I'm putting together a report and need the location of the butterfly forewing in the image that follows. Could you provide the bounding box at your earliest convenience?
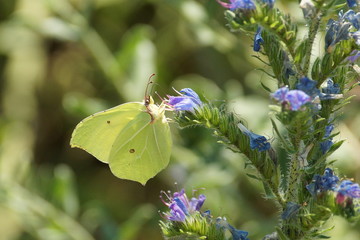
[70,102,145,163]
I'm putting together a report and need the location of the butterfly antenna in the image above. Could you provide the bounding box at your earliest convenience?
[144,74,156,106]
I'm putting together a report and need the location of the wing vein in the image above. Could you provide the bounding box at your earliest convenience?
[113,115,149,154]
[152,124,164,164]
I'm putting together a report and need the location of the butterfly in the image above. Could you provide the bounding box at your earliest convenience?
[70,76,172,185]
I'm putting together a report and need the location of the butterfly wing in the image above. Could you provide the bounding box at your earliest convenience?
[70,102,144,163]
[108,107,172,185]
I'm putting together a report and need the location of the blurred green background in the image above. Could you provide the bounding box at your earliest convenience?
[0,0,359,239]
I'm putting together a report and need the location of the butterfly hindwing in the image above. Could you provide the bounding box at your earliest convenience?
[109,107,172,185]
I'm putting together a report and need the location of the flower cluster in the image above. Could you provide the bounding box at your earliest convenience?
[306,168,339,196]
[167,88,203,112]
[216,0,256,11]
[307,168,360,206]
[160,189,205,222]
[336,180,360,204]
[271,86,311,111]
[325,9,360,52]
[160,189,250,240]
[271,77,343,113]
[216,0,276,52]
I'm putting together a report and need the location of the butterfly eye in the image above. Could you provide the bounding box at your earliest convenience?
[145,96,151,106]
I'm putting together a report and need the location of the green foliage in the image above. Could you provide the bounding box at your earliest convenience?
[175,102,283,206]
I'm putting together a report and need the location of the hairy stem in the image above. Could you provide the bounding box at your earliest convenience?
[175,105,285,207]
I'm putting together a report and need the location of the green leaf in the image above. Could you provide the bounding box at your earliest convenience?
[246,173,261,181]
[260,81,273,93]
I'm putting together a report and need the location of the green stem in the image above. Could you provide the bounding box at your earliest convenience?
[285,123,302,203]
[302,16,321,76]
[285,153,300,202]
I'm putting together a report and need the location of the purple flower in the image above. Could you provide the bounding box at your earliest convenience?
[285,90,312,110]
[161,189,206,222]
[179,88,202,106]
[216,0,256,11]
[271,86,289,102]
[238,123,271,152]
[336,180,360,204]
[253,27,264,52]
[216,218,249,240]
[348,50,360,62]
[271,86,311,111]
[347,0,358,8]
[168,202,187,221]
[306,168,339,196]
[167,88,202,112]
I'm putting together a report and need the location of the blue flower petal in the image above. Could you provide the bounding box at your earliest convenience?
[161,189,206,222]
[285,90,311,111]
[262,0,275,8]
[180,88,202,106]
[228,224,249,240]
[306,168,339,196]
[253,27,264,52]
[343,10,360,30]
[336,180,360,201]
[238,123,271,151]
[168,203,187,221]
[168,88,202,112]
[319,124,334,154]
[321,79,341,94]
[296,77,320,98]
[348,50,360,62]
[325,16,351,50]
[347,0,358,8]
[216,218,249,240]
[216,0,256,11]
[271,86,289,102]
